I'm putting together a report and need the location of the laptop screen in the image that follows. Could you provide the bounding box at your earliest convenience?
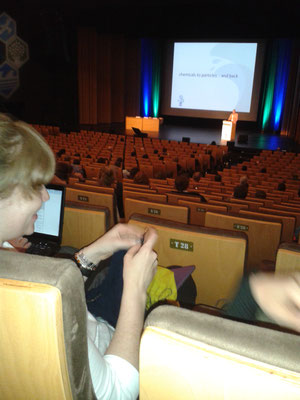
[34,186,63,236]
[29,184,65,243]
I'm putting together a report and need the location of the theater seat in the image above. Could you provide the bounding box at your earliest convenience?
[275,242,300,273]
[0,250,96,400]
[62,204,109,249]
[129,214,247,306]
[140,305,300,400]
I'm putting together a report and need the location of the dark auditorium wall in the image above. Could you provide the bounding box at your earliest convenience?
[0,7,79,128]
[0,6,140,129]
[78,28,140,126]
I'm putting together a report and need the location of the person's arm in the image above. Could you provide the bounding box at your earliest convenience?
[78,223,144,266]
[249,272,300,333]
[223,275,260,321]
[105,228,158,369]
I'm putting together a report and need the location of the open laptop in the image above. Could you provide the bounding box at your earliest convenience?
[26,184,65,256]
[132,127,148,138]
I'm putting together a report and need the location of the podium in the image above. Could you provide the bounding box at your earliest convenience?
[221,120,236,142]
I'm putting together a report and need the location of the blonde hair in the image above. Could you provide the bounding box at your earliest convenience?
[0,116,55,198]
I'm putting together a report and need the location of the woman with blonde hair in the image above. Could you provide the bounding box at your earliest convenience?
[0,114,158,399]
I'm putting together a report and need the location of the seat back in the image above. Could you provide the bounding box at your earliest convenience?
[275,242,300,273]
[62,204,109,248]
[140,305,300,400]
[66,187,116,226]
[123,190,167,204]
[205,211,282,272]
[178,199,227,226]
[124,198,188,224]
[0,250,96,400]
[129,214,247,306]
[239,209,295,243]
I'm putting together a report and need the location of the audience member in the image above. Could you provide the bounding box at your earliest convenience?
[239,175,249,188]
[214,174,222,182]
[0,115,158,399]
[260,167,267,173]
[133,171,149,185]
[241,165,247,171]
[192,172,201,182]
[233,184,248,199]
[277,182,286,191]
[51,162,73,185]
[98,167,114,187]
[97,157,107,164]
[255,189,267,199]
[110,157,123,180]
[174,174,207,202]
[224,272,300,333]
[72,159,86,181]
[129,167,139,179]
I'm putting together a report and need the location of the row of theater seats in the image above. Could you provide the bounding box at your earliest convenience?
[38,126,228,175]
[60,179,300,307]
[2,242,300,399]
[2,125,298,398]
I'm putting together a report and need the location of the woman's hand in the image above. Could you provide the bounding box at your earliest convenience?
[82,223,145,265]
[123,227,158,296]
[249,272,300,332]
[8,236,31,252]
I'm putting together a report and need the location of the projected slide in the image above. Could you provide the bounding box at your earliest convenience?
[170,42,257,113]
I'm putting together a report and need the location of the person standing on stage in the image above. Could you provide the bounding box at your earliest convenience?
[228,109,239,124]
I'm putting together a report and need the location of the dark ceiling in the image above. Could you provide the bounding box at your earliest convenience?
[2,0,299,39]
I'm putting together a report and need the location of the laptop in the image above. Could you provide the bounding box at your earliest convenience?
[132,127,148,138]
[26,184,65,256]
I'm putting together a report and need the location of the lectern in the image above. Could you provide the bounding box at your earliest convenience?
[221,120,236,141]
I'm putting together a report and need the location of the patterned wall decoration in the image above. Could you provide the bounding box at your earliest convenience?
[0,12,29,98]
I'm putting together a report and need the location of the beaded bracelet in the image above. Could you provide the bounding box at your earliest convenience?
[74,251,97,277]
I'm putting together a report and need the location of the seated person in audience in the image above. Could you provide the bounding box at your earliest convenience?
[55,148,66,158]
[255,189,267,199]
[192,171,201,182]
[51,161,73,185]
[278,181,286,191]
[0,115,158,399]
[72,159,86,181]
[133,171,149,185]
[173,174,207,202]
[110,157,123,180]
[98,167,124,218]
[241,165,247,171]
[129,167,139,179]
[214,174,222,182]
[260,167,267,173]
[97,156,108,164]
[224,272,300,333]
[98,167,114,187]
[233,184,248,199]
[239,175,249,188]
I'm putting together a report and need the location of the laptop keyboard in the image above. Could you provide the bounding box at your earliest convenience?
[26,241,59,257]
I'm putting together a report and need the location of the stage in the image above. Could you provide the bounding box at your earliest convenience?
[156,118,298,152]
[94,117,298,153]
